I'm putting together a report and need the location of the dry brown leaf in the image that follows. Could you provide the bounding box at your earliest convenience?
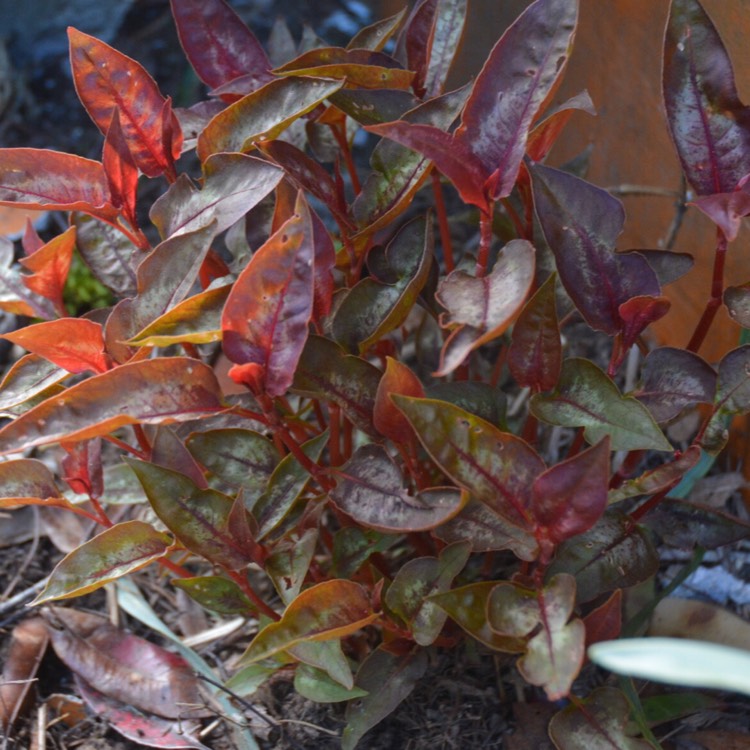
[42,606,211,719]
[0,617,49,730]
[649,597,750,650]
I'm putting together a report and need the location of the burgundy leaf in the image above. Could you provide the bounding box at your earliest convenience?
[663,0,750,196]
[170,0,272,91]
[102,107,139,228]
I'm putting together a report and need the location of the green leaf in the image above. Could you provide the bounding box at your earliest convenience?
[436,239,535,375]
[332,213,433,353]
[530,358,672,451]
[330,444,466,533]
[238,580,377,664]
[32,521,171,604]
[254,430,328,539]
[172,576,256,616]
[393,396,543,528]
[385,542,471,645]
[548,509,659,603]
[0,357,223,454]
[549,687,652,750]
[187,428,279,496]
[292,335,382,435]
[333,527,399,578]
[429,582,526,653]
[294,664,368,703]
[225,662,286,697]
[197,78,344,161]
[265,528,319,605]
[126,459,255,570]
[127,284,230,347]
[288,639,354,690]
[489,574,585,700]
[342,646,428,750]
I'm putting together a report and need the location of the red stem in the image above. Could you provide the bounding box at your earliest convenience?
[687,227,727,353]
[227,569,280,621]
[432,171,455,273]
[331,122,361,194]
[475,203,495,277]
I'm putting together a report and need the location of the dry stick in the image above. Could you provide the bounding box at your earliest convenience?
[687,226,728,353]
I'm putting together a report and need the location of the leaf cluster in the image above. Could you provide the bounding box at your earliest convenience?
[1,0,749,746]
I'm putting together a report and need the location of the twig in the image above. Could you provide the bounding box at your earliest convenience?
[0,578,47,617]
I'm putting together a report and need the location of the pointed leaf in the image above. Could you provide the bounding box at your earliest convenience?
[0,240,55,319]
[526,90,596,162]
[170,0,272,90]
[433,497,539,560]
[332,212,434,353]
[342,646,428,750]
[530,358,672,451]
[43,607,207,719]
[3,318,110,375]
[385,542,470,645]
[32,521,171,604]
[531,163,661,334]
[71,213,138,297]
[188,428,279,496]
[436,239,535,375]
[222,194,314,398]
[292,335,382,435]
[429,582,526,652]
[266,528,319,605]
[374,357,425,443]
[196,78,343,162]
[68,28,180,177]
[348,9,406,51]
[0,354,69,416]
[549,686,653,750]
[294,664,368,704]
[635,347,716,423]
[691,187,750,241]
[19,226,77,315]
[173,576,255,616]
[239,580,376,664]
[618,295,671,351]
[288,639,354,691]
[127,459,254,570]
[127,283,230,347]
[663,0,750,196]
[0,357,223,454]
[102,108,138,227]
[330,443,466,533]
[393,396,543,528]
[75,678,210,750]
[253,430,328,539]
[704,344,750,452]
[273,48,414,90]
[150,152,283,240]
[354,86,469,232]
[548,509,659,603]
[532,437,610,548]
[508,272,561,391]
[0,148,114,217]
[608,445,702,504]
[456,0,578,198]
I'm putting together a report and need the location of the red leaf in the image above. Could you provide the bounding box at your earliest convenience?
[403,0,438,98]
[170,0,272,91]
[2,319,111,375]
[531,437,610,551]
[663,0,750,196]
[22,219,44,255]
[222,192,315,397]
[19,227,77,316]
[0,148,115,217]
[374,357,425,443]
[102,108,139,228]
[526,90,595,163]
[691,187,750,241]
[366,121,490,211]
[68,28,180,178]
[583,589,622,648]
[455,0,578,199]
[617,295,671,351]
[43,607,210,720]
[62,438,104,498]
